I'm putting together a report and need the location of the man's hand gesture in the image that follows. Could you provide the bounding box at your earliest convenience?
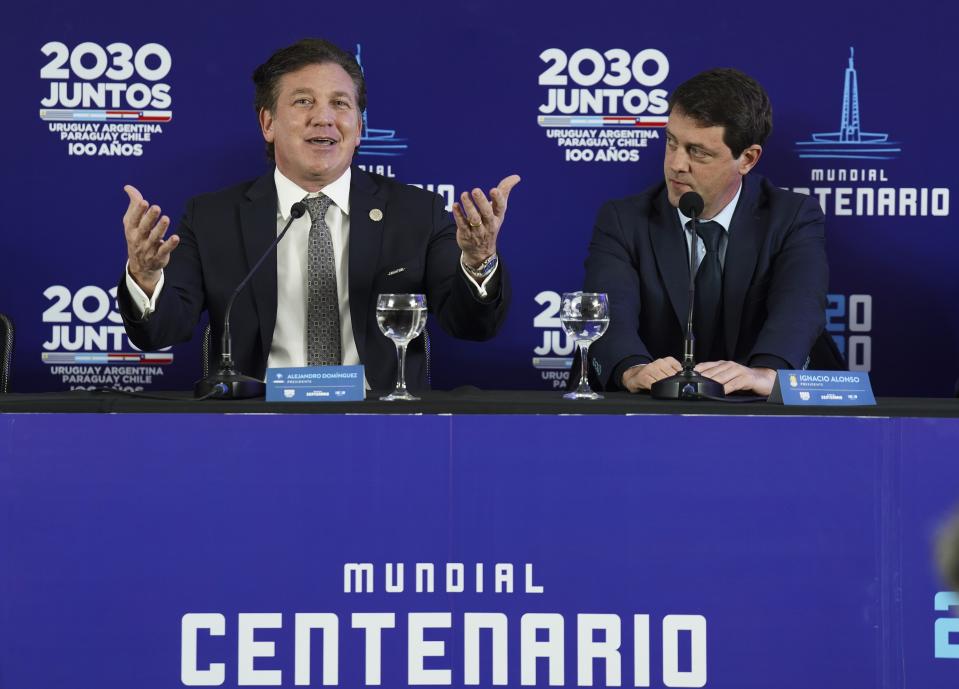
[452,174,521,268]
[123,185,178,296]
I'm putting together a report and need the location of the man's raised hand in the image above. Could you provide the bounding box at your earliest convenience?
[123,185,178,296]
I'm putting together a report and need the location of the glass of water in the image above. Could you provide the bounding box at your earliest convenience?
[376,293,427,401]
[561,292,609,400]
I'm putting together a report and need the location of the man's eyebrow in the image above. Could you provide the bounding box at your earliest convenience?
[688,142,717,153]
[329,90,354,101]
[666,128,716,153]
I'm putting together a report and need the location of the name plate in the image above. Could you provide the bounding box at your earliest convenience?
[266,365,366,402]
[768,370,876,406]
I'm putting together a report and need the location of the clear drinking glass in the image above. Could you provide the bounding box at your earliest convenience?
[561,291,610,400]
[376,293,427,401]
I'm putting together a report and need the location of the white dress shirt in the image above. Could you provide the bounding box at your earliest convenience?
[676,179,743,271]
[270,166,359,369]
[125,167,499,378]
[125,167,362,369]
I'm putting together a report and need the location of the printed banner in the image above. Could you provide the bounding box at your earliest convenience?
[1,1,956,397]
[2,414,958,687]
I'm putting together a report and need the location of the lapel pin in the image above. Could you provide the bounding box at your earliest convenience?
[369,208,383,222]
[387,267,406,276]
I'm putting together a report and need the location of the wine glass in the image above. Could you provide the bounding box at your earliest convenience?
[376,293,427,401]
[561,292,609,400]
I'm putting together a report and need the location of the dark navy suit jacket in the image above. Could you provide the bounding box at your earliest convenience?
[117,166,510,391]
[584,174,828,391]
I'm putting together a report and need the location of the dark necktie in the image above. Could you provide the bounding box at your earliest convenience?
[693,221,723,361]
[303,194,342,366]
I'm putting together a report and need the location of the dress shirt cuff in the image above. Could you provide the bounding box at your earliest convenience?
[459,254,500,299]
[747,354,791,371]
[613,355,653,391]
[124,261,164,320]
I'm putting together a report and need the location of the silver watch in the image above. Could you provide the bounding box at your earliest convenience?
[464,253,498,280]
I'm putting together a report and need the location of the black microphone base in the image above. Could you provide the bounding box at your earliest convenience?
[194,371,265,399]
[651,370,725,400]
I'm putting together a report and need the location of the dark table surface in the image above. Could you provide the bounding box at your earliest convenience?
[1,389,957,417]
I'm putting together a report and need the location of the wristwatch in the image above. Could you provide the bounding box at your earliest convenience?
[463,253,499,280]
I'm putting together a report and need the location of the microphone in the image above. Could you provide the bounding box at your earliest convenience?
[677,192,704,371]
[651,191,725,400]
[679,190,704,218]
[194,201,308,399]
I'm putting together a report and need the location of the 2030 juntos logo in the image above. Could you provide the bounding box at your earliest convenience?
[41,41,171,109]
[41,284,171,391]
[826,293,873,371]
[40,41,172,157]
[538,48,669,116]
[42,284,127,350]
[532,291,574,388]
[537,49,669,163]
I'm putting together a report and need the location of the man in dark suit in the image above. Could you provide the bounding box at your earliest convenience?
[584,68,828,396]
[117,39,518,391]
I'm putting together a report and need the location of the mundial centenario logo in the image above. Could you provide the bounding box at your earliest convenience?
[39,41,172,158]
[794,47,900,161]
[354,43,408,158]
[787,46,949,218]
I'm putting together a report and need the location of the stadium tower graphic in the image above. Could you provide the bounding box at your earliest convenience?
[355,44,408,157]
[795,47,901,160]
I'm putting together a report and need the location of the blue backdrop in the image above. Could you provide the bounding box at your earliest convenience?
[1,0,955,395]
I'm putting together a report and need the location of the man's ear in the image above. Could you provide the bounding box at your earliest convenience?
[738,144,762,175]
[259,107,275,143]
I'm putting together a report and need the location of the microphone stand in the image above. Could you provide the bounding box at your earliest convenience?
[651,207,725,400]
[194,203,307,399]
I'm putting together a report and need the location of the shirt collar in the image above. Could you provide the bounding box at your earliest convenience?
[676,178,743,233]
[274,166,352,220]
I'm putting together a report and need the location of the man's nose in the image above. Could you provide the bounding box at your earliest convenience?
[308,103,335,126]
[666,147,690,173]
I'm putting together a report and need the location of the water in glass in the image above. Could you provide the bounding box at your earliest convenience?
[376,307,426,344]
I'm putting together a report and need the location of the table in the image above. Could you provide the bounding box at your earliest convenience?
[1,391,957,688]
[1,389,958,416]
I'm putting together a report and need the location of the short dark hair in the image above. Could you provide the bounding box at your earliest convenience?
[668,68,772,158]
[252,38,367,161]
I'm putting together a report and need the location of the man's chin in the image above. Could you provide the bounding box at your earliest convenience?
[305,159,351,182]
[667,180,695,202]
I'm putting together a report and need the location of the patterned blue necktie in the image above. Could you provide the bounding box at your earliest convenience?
[303,194,341,366]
